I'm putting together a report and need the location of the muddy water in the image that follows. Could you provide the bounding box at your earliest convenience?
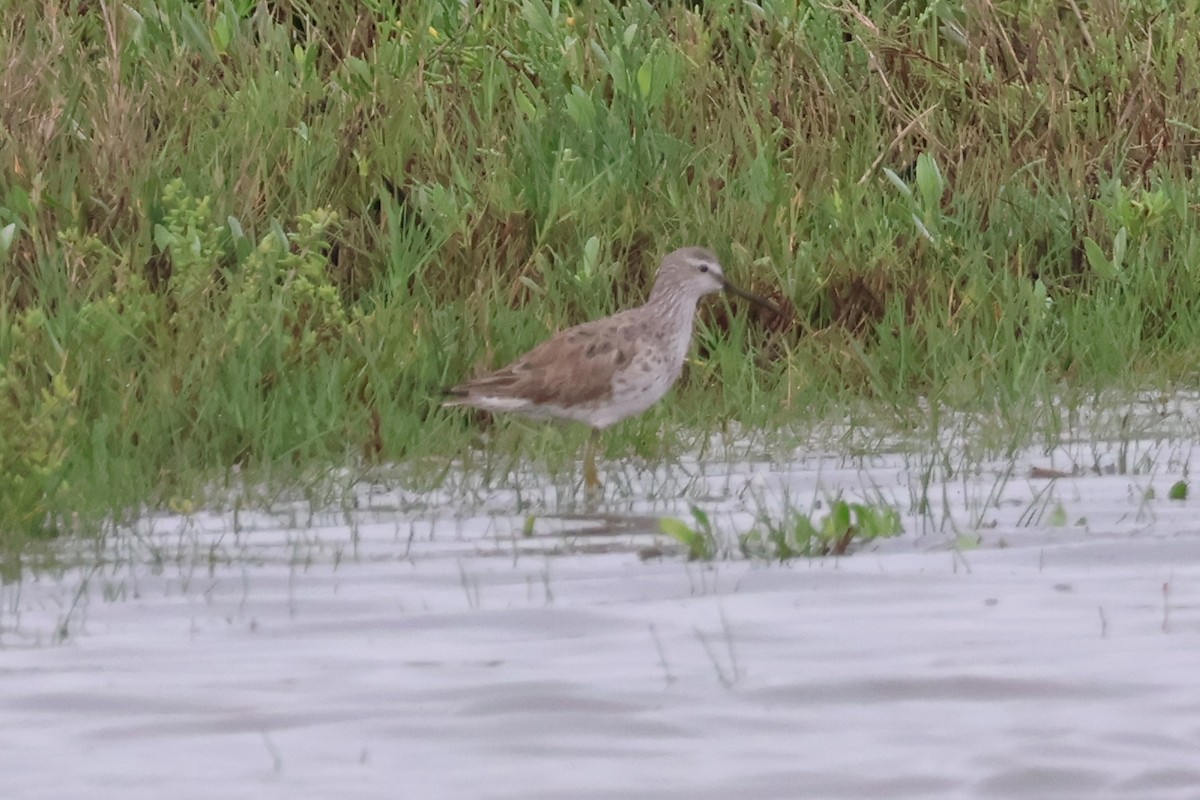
[2,427,1199,799]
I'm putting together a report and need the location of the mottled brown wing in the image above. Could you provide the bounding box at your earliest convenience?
[450,315,639,407]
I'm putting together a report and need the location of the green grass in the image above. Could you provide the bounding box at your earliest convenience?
[4,0,1200,552]
[661,499,901,561]
[745,497,904,560]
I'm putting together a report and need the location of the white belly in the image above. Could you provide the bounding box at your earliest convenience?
[594,346,683,428]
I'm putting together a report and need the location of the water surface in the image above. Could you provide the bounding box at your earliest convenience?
[3,416,1198,799]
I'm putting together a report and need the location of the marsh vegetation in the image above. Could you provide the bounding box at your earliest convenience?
[3,1,1200,555]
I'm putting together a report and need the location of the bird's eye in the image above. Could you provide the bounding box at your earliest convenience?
[699,264,709,273]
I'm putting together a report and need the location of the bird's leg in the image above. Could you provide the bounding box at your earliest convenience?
[583,429,602,492]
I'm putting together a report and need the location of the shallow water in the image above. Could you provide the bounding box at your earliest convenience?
[3,415,1200,799]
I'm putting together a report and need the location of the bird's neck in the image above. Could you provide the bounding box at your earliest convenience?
[644,285,701,323]
[642,287,703,365]
[646,281,701,312]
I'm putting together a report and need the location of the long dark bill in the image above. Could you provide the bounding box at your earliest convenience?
[723,280,785,317]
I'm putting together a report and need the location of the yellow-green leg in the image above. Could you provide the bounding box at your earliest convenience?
[583,429,602,492]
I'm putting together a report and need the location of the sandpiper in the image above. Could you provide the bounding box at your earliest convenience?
[444,246,781,489]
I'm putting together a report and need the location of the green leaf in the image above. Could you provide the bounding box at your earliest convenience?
[623,23,638,48]
[213,14,232,53]
[791,515,818,542]
[659,518,691,539]
[0,222,16,255]
[911,213,937,245]
[514,87,537,119]
[830,501,851,536]
[588,40,609,69]
[637,59,653,100]
[269,219,290,249]
[607,46,626,86]
[914,153,944,210]
[1112,226,1127,270]
[582,235,600,277]
[347,57,373,88]
[881,168,912,199]
[1084,236,1118,279]
[517,275,544,296]
[520,0,555,39]
[563,86,594,128]
[1169,480,1188,501]
[1141,188,1171,218]
[176,7,216,60]
[1032,278,1050,311]
[153,223,175,251]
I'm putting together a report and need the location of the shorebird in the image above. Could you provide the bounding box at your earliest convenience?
[443,246,781,489]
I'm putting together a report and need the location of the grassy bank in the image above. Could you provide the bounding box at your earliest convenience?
[3,0,1200,549]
